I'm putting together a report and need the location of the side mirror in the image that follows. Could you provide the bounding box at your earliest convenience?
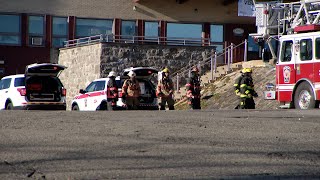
[79,89,86,94]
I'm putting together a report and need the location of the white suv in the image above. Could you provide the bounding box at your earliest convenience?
[0,63,67,110]
[71,67,159,111]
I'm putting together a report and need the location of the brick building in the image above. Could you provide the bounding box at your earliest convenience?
[0,0,257,76]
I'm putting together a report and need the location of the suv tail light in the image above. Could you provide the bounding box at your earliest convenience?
[17,88,26,96]
[61,88,67,96]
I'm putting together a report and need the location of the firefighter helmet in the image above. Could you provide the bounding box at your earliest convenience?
[246,68,252,73]
[191,67,199,73]
[108,71,117,77]
[162,68,170,73]
[241,68,247,73]
[128,70,136,77]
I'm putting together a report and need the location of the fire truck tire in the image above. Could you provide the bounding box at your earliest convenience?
[294,82,316,109]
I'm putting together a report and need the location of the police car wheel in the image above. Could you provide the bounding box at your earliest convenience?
[294,82,316,110]
[72,104,79,111]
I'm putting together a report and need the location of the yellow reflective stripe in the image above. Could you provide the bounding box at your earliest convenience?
[245,90,250,94]
[240,84,247,88]
[240,94,248,98]
[233,84,238,87]
[247,86,253,89]
[235,89,239,93]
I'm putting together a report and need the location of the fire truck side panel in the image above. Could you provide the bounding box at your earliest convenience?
[276,39,296,103]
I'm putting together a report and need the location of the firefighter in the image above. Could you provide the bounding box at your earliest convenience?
[234,68,246,109]
[239,68,258,109]
[122,70,141,110]
[186,67,201,109]
[157,68,175,110]
[106,71,118,110]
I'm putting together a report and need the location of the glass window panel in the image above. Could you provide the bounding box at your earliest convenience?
[14,77,25,87]
[94,81,105,91]
[212,44,223,53]
[28,16,44,35]
[85,82,96,92]
[167,23,202,39]
[316,38,320,59]
[0,78,11,90]
[121,20,136,37]
[53,37,67,47]
[280,40,293,62]
[76,18,113,37]
[0,35,20,45]
[0,15,20,33]
[145,21,158,38]
[210,25,223,42]
[300,39,312,61]
[53,17,68,36]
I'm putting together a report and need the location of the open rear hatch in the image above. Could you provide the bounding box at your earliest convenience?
[121,67,159,104]
[25,63,66,102]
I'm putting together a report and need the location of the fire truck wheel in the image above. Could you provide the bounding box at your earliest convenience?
[294,82,316,109]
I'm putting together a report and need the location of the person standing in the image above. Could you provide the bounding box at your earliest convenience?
[234,68,246,109]
[122,71,141,110]
[106,71,118,110]
[186,67,201,109]
[157,68,175,110]
[239,68,258,109]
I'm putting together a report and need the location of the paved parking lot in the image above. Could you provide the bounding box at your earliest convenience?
[1,110,320,179]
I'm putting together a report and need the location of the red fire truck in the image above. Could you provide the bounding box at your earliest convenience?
[251,0,320,109]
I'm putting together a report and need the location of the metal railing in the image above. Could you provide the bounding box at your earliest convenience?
[63,34,217,47]
[172,39,248,92]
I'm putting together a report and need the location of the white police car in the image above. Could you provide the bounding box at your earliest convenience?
[0,63,67,110]
[71,67,159,111]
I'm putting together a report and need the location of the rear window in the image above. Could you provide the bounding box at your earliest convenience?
[0,78,11,90]
[14,77,25,87]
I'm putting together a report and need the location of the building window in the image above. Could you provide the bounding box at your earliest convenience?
[76,18,113,38]
[210,25,224,52]
[300,39,313,61]
[145,21,158,39]
[0,14,21,45]
[28,15,45,46]
[52,17,68,47]
[121,20,136,39]
[167,23,202,45]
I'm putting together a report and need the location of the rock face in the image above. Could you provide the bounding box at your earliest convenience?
[58,42,216,110]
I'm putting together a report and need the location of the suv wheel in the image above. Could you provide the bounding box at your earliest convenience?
[6,102,13,110]
[72,104,79,111]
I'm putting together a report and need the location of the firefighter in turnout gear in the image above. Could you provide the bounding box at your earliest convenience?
[234,68,246,109]
[122,71,141,110]
[157,68,175,110]
[106,71,118,110]
[239,68,258,109]
[186,67,201,109]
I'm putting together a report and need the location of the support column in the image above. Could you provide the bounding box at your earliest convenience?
[160,20,167,45]
[68,16,76,40]
[21,13,28,47]
[137,19,144,44]
[202,23,210,46]
[113,18,121,42]
[45,15,52,48]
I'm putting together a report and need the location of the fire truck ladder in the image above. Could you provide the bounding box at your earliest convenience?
[251,0,320,59]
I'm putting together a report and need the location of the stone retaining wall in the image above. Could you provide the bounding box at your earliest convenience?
[58,42,216,110]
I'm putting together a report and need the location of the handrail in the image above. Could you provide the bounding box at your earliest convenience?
[172,41,246,78]
[63,34,217,47]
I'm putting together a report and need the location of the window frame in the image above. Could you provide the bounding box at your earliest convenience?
[280,40,293,63]
[52,16,69,48]
[300,38,313,61]
[144,21,159,40]
[121,20,137,39]
[75,17,113,39]
[0,13,21,46]
[315,37,320,60]
[28,14,46,47]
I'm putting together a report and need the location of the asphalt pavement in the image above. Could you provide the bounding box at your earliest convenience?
[0,110,320,179]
